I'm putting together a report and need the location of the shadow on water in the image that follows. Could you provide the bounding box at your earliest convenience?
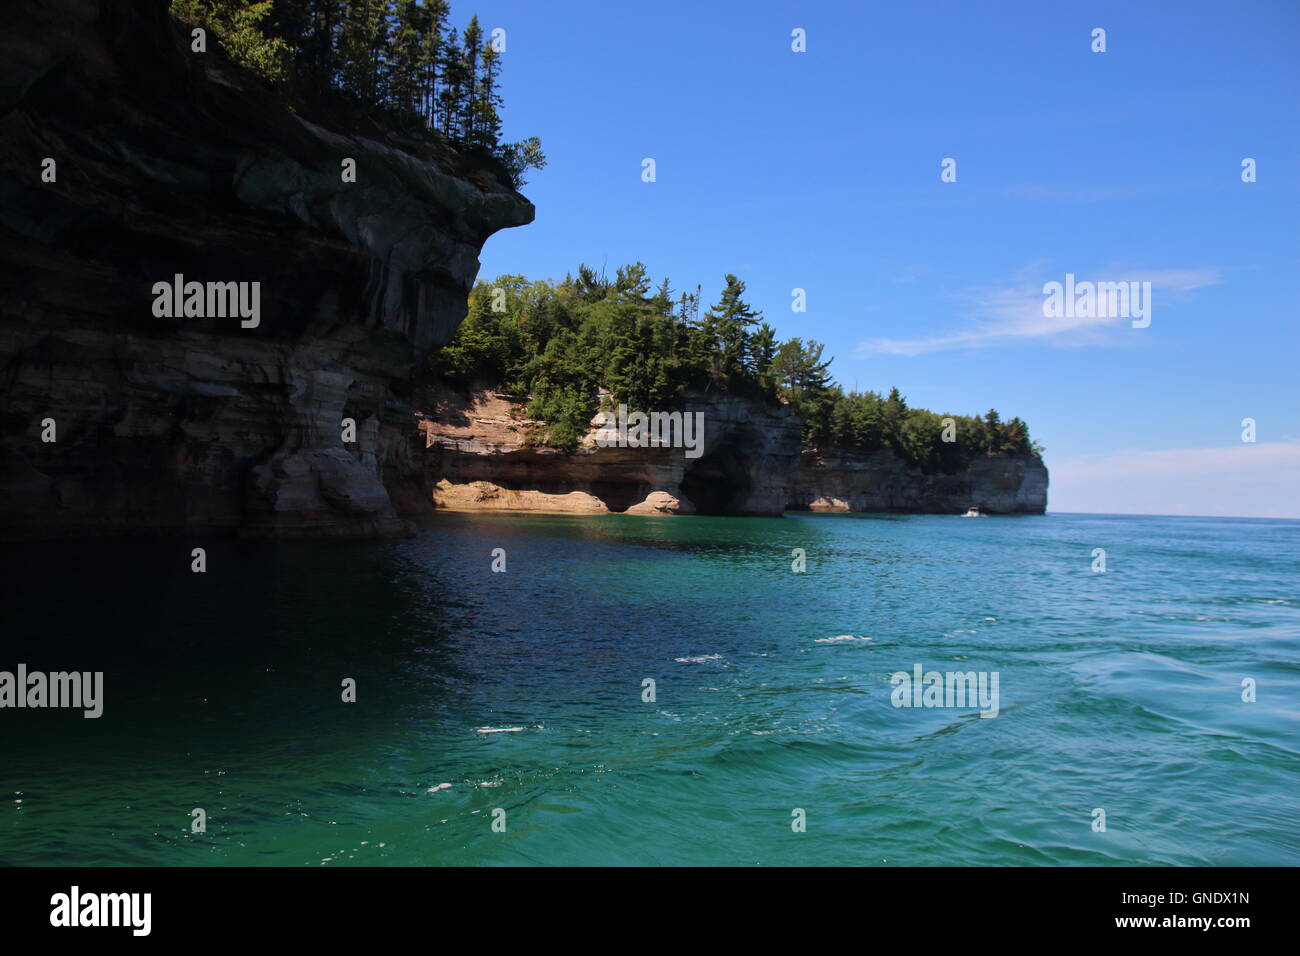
[1,512,1297,866]
[0,537,472,744]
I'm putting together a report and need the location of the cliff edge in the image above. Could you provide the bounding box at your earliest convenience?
[422,387,803,516]
[0,0,533,539]
[420,388,1048,516]
[788,447,1048,514]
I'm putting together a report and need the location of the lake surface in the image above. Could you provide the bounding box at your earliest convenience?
[2,512,1297,866]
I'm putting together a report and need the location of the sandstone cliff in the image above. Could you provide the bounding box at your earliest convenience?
[422,388,804,516]
[788,447,1048,515]
[0,0,533,539]
[420,388,1048,516]
[0,0,1046,537]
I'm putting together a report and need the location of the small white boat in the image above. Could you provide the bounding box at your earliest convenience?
[962,506,982,518]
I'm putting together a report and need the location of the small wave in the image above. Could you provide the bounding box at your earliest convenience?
[476,726,525,734]
[675,654,722,663]
[814,635,872,644]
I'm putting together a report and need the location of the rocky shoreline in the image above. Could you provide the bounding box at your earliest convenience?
[420,389,1048,518]
[0,0,1046,541]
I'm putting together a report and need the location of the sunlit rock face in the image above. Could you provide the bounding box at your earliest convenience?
[419,389,1048,517]
[0,0,532,539]
[421,389,803,517]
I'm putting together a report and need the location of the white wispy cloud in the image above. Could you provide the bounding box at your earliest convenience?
[1049,441,1300,518]
[857,267,1222,357]
[1053,441,1300,481]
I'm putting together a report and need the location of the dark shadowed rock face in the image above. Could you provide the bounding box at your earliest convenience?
[0,0,532,539]
[787,448,1049,515]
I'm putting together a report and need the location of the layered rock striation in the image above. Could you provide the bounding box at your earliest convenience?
[0,0,1046,536]
[420,388,1048,517]
[787,447,1048,515]
[0,0,533,539]
[422,388,804,517]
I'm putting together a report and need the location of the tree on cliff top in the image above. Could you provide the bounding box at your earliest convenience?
[771,338,836,445]
[172,0,290,82]
[170,0,546,187]
[432,266,1040,466]
[694,275,762,385]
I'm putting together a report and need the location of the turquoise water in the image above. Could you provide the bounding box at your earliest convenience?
[2,512,1298,866]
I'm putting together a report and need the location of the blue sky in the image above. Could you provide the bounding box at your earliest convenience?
[467,0,1299,517]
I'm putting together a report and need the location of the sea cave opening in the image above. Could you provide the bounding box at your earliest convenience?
[590,480,648,514]
[680,446,752,515]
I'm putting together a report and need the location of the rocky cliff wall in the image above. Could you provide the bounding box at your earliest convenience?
[421,388,804,516]
[788,448,1048,514]
[420,389,1048,516]
[0,0,533,539]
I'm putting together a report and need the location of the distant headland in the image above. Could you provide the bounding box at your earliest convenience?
[0,0,1044,541]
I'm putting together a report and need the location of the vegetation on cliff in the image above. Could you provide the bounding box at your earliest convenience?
[170,0,546,185]
[158,6,1032,471]
[431,266,1042,472]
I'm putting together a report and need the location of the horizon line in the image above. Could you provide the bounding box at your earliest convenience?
[1045,510,1300,521]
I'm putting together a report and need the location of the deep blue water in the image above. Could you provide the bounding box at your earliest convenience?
[1,511,1297,865]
